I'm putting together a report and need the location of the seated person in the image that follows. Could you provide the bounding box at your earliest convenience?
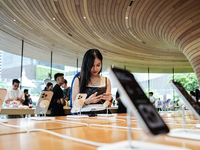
[43,82,53,91]
[72,49,112,115]
[62,79,71,102]
[5,79,25,118]
[116,91,126,113]
[48,73,66,116]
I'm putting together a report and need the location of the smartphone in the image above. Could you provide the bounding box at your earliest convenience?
[0,89,7,112]
[34,91,53,115]
[97,87,107,96]
[108,67,169,135]
[71,93,87,113]
[171,81,200,120]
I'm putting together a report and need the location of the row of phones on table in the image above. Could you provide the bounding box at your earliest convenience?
[1,67,199,137]
[109,67,200,136]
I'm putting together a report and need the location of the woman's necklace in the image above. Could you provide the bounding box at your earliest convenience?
[90,76,100,86]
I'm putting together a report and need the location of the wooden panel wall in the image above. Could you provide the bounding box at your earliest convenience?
[0,0,200,79]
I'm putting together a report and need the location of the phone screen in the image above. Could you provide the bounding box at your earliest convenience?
[173,82,200,116]
[97,87,107,96]
[112,68,169,135]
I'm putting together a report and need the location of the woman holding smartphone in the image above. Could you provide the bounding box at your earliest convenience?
[72,49,112,114]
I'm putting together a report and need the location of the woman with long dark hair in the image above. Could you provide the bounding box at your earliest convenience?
[72,49,112,114]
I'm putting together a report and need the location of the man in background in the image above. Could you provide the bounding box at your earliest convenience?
[149,92,155,106]
[23,89,32,106]
[116,91,126,113]
[49,73,66,116]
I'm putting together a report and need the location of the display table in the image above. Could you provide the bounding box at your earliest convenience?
[0,107,118,115]
[0,113,200,150]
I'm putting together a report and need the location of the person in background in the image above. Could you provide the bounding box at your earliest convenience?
[43,82,53,91]
[5,79,25,118]
[157,98,162,111]
[190,91,196,101]
[23,89,31,106]
[48,73,66,116]
[116,91,126,113]
[72,49,112,115]
[62,79,71,102]
[149,92,155,106]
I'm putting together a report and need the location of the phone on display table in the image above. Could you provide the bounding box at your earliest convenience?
[0,89,7,112]
[171,81,200,120]
[34,91,53,115]
[97,87,107,96]
[71,93,87,113]
[108,67,169,135]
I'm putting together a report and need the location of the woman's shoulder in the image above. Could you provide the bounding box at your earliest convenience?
[74,76,80,83]
[101,76,110,81]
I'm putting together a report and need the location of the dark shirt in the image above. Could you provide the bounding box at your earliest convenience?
[63,87,71,101]
[23,95,29,106]
[116,91,127,113]
[49,84,65,116]
[42,88,47,91]
[84,77,107,104]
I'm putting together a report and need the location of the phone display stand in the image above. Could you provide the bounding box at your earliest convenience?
[69,94,89,118]
[67,115,89,118]
[67,99,88,118]
[168,105,200,140]
[98,109,187,150]
[0,99,7,123]
[31,99,55,121]
[196,124,200,128]
[0,89,7,123]
[97,101,115,117]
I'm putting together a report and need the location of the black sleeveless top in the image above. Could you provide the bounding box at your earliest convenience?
[79,77,107,104]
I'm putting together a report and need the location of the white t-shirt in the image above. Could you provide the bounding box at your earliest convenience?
[4,89,25,105]
[149,96,155,104]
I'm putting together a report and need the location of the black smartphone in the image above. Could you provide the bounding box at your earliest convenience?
[109,67,169,135]
[88,113,97,117]
[172,81,200,120]
[97,87,107,96]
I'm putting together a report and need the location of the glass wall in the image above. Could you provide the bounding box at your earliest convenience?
[0,31,198,112]
[0,31,81,110]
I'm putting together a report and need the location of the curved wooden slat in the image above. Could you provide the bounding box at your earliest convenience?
[1,0,200,81]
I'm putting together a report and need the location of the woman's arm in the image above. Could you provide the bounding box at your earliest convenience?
[102,77,112,106]
[72,77,80,106]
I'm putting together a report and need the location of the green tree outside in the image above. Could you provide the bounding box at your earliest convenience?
[36,66,65,81]
[170,73,199,92]
[0,81,7,89]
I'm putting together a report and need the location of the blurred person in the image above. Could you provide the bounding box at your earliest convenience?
[116,91,126,113]
[43,82,53,91]
[149,92,155,106]
[62,79,71,102]
[5,79,25,118]
[157,98,162,111]
[23,89,32,106]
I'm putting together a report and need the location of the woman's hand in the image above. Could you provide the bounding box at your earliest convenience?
[85,92,103,104]
[102,92,112,101]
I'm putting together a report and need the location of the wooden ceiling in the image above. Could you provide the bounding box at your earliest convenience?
[1,0,200,78]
